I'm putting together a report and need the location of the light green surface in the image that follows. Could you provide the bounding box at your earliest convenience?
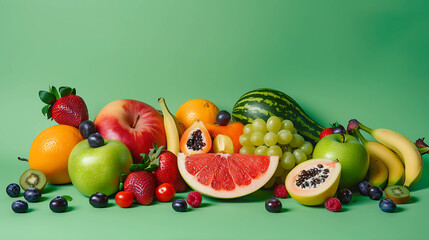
[1,1,428,239]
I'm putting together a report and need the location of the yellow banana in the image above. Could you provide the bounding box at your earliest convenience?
[367,157,388,188]
[158,97,180,156]
[352,120,422,188]
[353,129,405,186]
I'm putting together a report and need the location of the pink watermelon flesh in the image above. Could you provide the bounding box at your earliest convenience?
[178,153,278,199]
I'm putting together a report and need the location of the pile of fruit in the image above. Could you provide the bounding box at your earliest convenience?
[5,86,428,214]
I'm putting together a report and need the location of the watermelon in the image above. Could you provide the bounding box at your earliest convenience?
[177,153,278,199]
[232,88,324,145]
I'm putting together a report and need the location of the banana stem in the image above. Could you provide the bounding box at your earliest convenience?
[357,122,373,134]
[351,128,368,145]
[419,147,429,155]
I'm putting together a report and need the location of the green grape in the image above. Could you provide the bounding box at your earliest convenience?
[289,134,304,148]
[276,176,285,185]
[293,149,307,164]
[274,164,285,177]
[239,134,253,147]
[255,145,268,156]
[243,124,254,135]
[264,131,278,146]
[250,132,264,146]
[263,176,276,188]
[277,129,293,145]
[266,116,281,133]
[299,141,313,155]
[281,119,294,132]
[280,152,296,170]
[293,128,298,134]
[239,146,256,154]
[252,118,267,133]
[267,145,282,157]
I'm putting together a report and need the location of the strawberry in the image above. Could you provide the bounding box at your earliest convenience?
[124,171,157,205]
[122,152,159,205]
[320,128,334,139]
[39,86,88,128]
[154,150,187,192]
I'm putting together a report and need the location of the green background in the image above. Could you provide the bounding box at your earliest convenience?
[1,0,428,239]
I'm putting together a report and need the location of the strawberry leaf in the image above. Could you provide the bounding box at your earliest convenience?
[46,105,53,119]
[59,86,73,97]
[39,91,56,105]
[41,105,49,116]
[62,195,73,202]
[50,86,60,99]
[71,88,76,95]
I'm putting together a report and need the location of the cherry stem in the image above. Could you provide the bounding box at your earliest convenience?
[132,115,140,128]
[18,157,28,162]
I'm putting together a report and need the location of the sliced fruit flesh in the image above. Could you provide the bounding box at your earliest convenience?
[286,159,341,206]
[178,153,278,199]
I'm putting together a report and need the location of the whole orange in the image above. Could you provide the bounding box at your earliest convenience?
[175,99,219,130]
[28,125,83,184]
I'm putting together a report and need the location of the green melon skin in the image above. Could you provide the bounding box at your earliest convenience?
[232,88,324,145]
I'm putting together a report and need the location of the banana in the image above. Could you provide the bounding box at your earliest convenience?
[353,120,422,188]
[158,97,181,156]
[367,157,388,188]
[353,129,405,186]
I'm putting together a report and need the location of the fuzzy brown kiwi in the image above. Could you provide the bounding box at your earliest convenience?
[19,169,47,191]
[384,185,410,204]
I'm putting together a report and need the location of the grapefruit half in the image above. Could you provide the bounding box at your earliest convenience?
[178,153,278,199]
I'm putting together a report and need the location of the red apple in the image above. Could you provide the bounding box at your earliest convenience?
[94,99,166,163]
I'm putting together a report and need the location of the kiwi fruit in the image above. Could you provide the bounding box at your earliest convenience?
[19,169,47,191]
[384,185,410,204]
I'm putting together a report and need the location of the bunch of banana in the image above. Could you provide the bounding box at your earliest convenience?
[158,97,184,156]
[348,119,422,188]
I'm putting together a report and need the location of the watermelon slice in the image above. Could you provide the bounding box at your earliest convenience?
[178,153,278,199]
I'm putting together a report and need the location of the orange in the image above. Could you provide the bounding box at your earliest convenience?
[175,99,219,130]
[28,125,83,184]
[206,121,244,153]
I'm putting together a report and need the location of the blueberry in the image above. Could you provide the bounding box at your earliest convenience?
[6,183,20,197]
[24,188,42,202]
[379,198,396,213]
[216,110,231,126]
[358,181,371,196]
[332,125,346,134]
[50,196,68,213]
[12,200,28,213]
[172,199,187,212]
[89,192,108,208]
[337,188,352,204]
[88,133,104,148]
[79,120,97,139]
[368,186,383,200]
[265,198,282,213]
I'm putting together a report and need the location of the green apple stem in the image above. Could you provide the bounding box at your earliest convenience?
[341,134,346,143]
[132,115,140,128]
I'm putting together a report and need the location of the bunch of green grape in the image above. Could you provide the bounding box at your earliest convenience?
[238,116,314,188]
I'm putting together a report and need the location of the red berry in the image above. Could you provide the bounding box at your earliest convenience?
[273,184,288,198]
[325,198,342,212]
[186,191,202,208]
[320,128,334,139]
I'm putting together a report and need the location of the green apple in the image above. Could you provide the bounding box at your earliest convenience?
[68,139,133,197]
[312,134,369,188]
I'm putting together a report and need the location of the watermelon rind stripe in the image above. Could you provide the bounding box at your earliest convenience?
[232,88,324,145]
